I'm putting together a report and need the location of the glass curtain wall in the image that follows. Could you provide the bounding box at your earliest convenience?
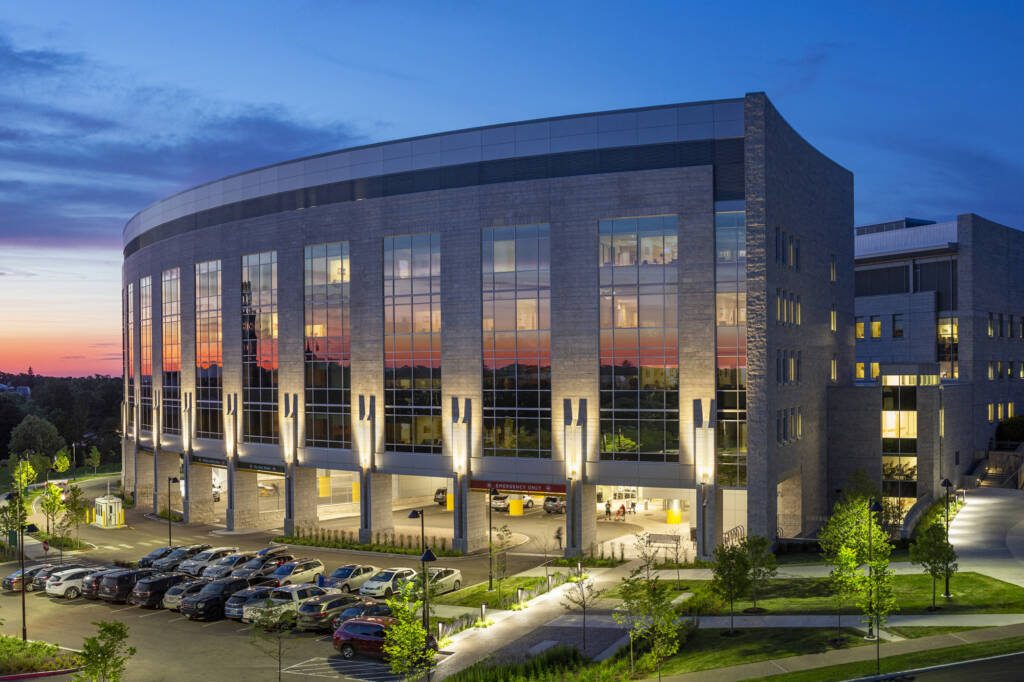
[599,216,680,462]
[125,283,135,431]
[384,234,441,453]
[304,242,352,448]
[715,207,748,486]
[482,225,552,458]
[195,260,223,439]
[161,268,181,435]
[242,251,279,444]
[139,276,153,432]
[937,316,958,379]
[882,379,918,519]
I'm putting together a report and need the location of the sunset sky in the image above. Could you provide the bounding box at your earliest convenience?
[1,1,1021,377]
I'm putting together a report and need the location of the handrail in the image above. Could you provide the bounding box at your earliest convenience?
[723,525,746,547]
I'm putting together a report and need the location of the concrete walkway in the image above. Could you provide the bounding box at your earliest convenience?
[950,487,1024,586]
[547,612,1024,630]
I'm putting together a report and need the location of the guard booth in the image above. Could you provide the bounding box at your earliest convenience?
[92,494,125,529]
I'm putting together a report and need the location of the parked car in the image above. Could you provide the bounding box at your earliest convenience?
[178,547,239,576]
[333,616,437,660]
[267,559,325,586]
[43,567,95,599]
[202,552,257,579]
[296,593,364,632]
[223,585,274,620]
[152,544,211,572]
[255,544,290,557]
[212,484,222,502]
[162,577,209,611]
[490,494,510,511]
[231,553,295,580]
[128,572,189,608]
[98,568,158,603]
[423,567,462,594]
[33,563,87,591]
[330,599,392,630]
[180,576,256,620]
[138,546,180,568]
[359,568,417,598]
[320,564,377,593]
[241,583,332,623]
[433,488,447,506]
[543,496,566,514]
[81,568,123,600]
[2,564,52,592]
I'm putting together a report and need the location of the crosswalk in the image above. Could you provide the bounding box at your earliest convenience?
[96,539,165,552]
[282,657,400,681]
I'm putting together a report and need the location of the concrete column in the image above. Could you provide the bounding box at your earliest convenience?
[566,482,597,558]
[227,467,259,530]
[453,476,487,553]
[185,459,214,524]
[122,438,136,498]
[696,483,719,560]
[154,450,182,514]
[135,450,154,508]
[284,465,318,536]
[358,471,393,543]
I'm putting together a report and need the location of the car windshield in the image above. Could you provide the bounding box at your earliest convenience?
[183,582,206,594]
[199,582,225,596]
[216,556,238,566]
[241,558,263,569]
[269,589,293,603]
[338,605,365,618]
[272,563,295,575]
[245,589,271,602]
[372,571,394,582]
[494,495,508,501]
[191,551,214,562]
[145,548,170,558]
[330,567,354,579]
[165,549,188,560]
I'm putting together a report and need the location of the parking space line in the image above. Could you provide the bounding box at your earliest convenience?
[111,606,135,612]
[200,620,224,628]
[138,611,164,617]
[236,626,250,632]
[169,616,186,622]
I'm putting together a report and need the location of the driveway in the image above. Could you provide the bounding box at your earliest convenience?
[949,487,1024,586]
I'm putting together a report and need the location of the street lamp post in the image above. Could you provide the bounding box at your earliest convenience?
[167,477,179,546]
[420,547,436,632]
[941,477,953,598]
[868,499,883,674]
[408,508,426,552]
[488,488,498,590]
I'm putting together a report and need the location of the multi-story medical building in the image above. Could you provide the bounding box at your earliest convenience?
[121,92,855,555]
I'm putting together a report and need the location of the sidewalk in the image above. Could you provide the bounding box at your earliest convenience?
[660,620,1024,681]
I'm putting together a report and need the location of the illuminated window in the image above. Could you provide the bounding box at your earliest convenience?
[385,234,441,454]
[988,403,995,422]
[989,362,996,381]
[776,288,781,323]
[242,251,279,444]
[989,313,995,337]
[715,209,747,486]
[161,268,181,435]
[998,403,1005,421]
[830,356,837,382]
[125,284,135,430]
[855,317,864,339]
[882,385,918,518]
[856,363,865,379]
[484,225,551,458]
[600,216,680,463]
[796,408,803,438]
[830,304,837,333]
[788,353,796,383]
[870,315,881,339]
[796,296,802,326]
[304,242,351,449]
[139,276,153,432]
[830,254,837,283]
[1011,403,1016,418]
[871,362,880,379]
[195,260,223,439]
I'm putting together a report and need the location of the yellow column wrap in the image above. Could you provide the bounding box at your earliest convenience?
[666,508,682,524]
[351,480,360,503]
[446,493,454,511]
[509,498,524,516]
[318,476,331,497]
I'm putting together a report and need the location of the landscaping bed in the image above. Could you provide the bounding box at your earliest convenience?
[272,533,463,557]
[434,576,552,609]
[0,635,79,675]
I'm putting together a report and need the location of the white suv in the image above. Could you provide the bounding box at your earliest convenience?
[359,568,417,598]
[241,583,336,622]
[45,567,95,599]
[268,559,325,586]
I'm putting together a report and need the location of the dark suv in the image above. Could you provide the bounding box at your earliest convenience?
[543,496,566,514]
[224,585,274,620]
[82,568,122,599]
[138,546,180,568]
[129,572,188,608]
[99,568,158,603]
[330,599,392,630]
[180,577,255,620]
[152,544,211,572]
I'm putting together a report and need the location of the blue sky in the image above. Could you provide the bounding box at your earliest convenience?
[0,0,1021,374]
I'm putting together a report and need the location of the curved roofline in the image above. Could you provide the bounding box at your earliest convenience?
[123,96,745,236]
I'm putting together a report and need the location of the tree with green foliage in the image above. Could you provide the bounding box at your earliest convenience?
[29,453,51,485]
[614,573,654,674]
[383,583,436,681]
[860,555,898,636]
[248,603,298,682]
[74,620,136,682]
[910,522,959,609]
[8,414,65,463]
[829,544,859,639]
[63,484,89,545]
[710,543,751,634]
[53,450,70,476]
[742,534,777,611]
[0,496,27,539]
[84,446,102,474]
[10,457,36,492]
[40,482,65,537]
[642,591,684,682]
[561,573,604,651]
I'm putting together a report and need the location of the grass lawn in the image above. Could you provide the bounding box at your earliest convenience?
[660,628,868,676]
[749,634,1024,681]
[717,572,1024,615]
[434,576,549,609]
[774,546,910,566]
[602,579,708,601]
[887,625,986,639]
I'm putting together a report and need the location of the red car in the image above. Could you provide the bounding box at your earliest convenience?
[332,616,437,660]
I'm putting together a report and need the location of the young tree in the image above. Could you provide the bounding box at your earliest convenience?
[910,523,959,609]
[644,591,683,682]
[710,543,751,635]
[10,457,37,493]
[63,484,89,545]
[829,544,859,640]
[490,523,513,599]
[248,604,298,682]
[40,482,66,537]
[561,574,604,651]
[84,446,102,475]
[742,534,777,612]
[74,620,136,682]
[8,414,65,462]
[632,531,660,582]
[53,450,70,476]
[860,556,898,637]
[612,574,651,674]
[667,527,685,589]
[383,583,436,681]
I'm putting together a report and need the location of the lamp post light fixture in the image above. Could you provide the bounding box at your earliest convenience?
[867,498,883,672]
[167,477,180,546]
[941,477,953,598]
[488,488,498,590]
[420,547,437,632]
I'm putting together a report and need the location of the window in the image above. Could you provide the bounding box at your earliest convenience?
[892,314,904,338]
[988,403,995,422]
[796,408,803,438]
[125,283,135,431]
[794,239,800,271]
[870,315,882,339]
[781,230,787,265]
[775,227,781,263]
[600,216,679,463]
[776,411,782,443]
[1011,403,1017,418]
[937,316,959,380]
[788,294,794,325]
[830,304,837,333]
[788,235,794,268]
[796,351,802,383]
[195,260,223,439]
[715,209,747,486]
[484,224,552,458]
[830,254,837,283]
[1010,316,1016,339]
[989,362,996,381]
[998,403,1005,421]
[777,350,783,384]
[882,385,918,517]
[788,352,796,383]
[870,362,880,379]
[989,313,995,338]
[161,268,181,435]
[999,313,1005,338]
[855,317,864,339]
[304,242,352,449]
[830,356,837,382]
[856,362,865,379]
[775,288,781,323]
[242,251,279,444]
[384,234,442,454]
[139,276,153,432]
[796,296,802,326]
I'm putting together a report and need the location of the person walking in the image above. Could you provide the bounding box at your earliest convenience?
[630,500,637,515]
[605,500,612,520]
[555,526,563,550]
